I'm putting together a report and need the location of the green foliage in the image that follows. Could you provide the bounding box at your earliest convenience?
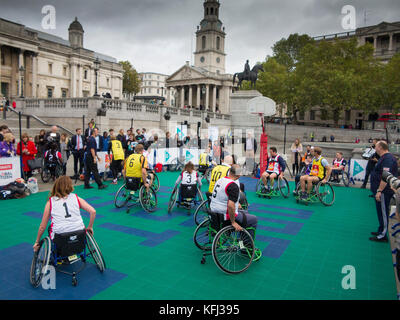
[119,60,141,95]
[384,53,400,111]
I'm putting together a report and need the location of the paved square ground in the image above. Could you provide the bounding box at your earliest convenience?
[0,172,396,300]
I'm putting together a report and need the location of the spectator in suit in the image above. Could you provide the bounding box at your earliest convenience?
[102,131,110,152]
[69,128,86,179]
[84,122,95,141]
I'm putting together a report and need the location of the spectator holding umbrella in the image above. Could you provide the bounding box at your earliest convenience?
[17,133,37,178]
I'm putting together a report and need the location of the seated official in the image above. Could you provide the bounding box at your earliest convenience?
[299,147,332,200]
[33,176,96,251]
[261,147,286,193]
[174,162,202,205]
[123,144,151,191]
[331,152,347,182]
[210,164,258,241]
[208,155,234,194]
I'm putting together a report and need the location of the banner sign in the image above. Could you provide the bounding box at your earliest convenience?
[350,158,368,181]
[97,152,112,174]
[0,156,21,186]
[156,148,179,165]
[183,148,200,165]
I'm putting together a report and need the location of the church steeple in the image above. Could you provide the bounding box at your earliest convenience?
[194,0,226,74]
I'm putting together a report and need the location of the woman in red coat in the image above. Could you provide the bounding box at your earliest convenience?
[17,133,38,178]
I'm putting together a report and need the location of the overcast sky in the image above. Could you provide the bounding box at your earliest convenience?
[1,0,399,75]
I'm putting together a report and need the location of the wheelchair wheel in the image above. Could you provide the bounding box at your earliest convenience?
[317,182,335,206]
[204,168,212,183]
[255,179,263,193]
[140,186,158,213]
[151,173,160,192]
[193,218,213,250]
[114,184,129,208]
[168,185,179,213]
[41,168,51,183]
[278,177,290,198]
[55,165,63,178]
[30,237,51,288]
[194,199,211,225]
[102,167,112,182]
[342,172,350,187]
[212,226,255,274]
[86,231,106,272]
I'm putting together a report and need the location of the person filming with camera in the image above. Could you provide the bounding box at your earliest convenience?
[370,141,398,243]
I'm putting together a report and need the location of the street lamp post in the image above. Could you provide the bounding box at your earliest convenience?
[19,66,25,98]
[93,57,101,97]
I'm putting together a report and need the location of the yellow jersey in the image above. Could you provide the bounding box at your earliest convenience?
[125,153,148,180]
[310,156,326,179]
[199,153,209,167]
[110,140,125,161]
[208,164,230,193]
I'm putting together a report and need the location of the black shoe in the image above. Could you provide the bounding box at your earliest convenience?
[84,185,94,189]
[371,232,380,236]
[360,185,366,189]
[369,236,388,242]
[98,184,108,190]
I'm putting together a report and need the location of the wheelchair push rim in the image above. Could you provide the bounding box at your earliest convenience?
[114,184,130,208]
[151,173,160,192]
[194,199,211,226]
[278,177,290,198]
[41,168,51,183]
[342,172,350,187]
[30,237,51,288]
[86,231,106,272]
[317,182,335,206]
[212,226,255,274]
[140,186,158,213]
[168,185,179,213]
[193,218,214,251]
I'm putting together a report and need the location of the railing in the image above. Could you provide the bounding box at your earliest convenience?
[313,31,356,41]
[71,98,89,109]
[180,109,190,116]
[126,102,142,112]
[145,105,160,113]
[44,99,65,108]
[193,110,202,117]
[25,99,40,108]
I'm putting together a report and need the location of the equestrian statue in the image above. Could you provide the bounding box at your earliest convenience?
[233,60,264,90]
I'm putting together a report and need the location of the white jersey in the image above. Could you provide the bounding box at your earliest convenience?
[181,170,198,185]
[210,177,240,220]
[49,193,85,239]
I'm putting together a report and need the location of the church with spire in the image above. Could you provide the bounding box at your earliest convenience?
[166,0,233,114]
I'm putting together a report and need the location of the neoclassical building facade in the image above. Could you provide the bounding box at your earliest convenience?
[166,0,233,113]
[0,17,123,99]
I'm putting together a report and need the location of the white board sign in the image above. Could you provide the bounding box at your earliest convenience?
[350,158,368,181]
[0,156,21,186]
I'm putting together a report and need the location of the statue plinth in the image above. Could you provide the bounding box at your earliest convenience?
[229,90,264,132]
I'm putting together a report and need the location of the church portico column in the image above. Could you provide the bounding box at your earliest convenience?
[189,85,193,107]
[32,53,38,98]
[205,84,209,111]
[18,49,25,97]
[212,85,217,112]
[180,86,185,108]
[196,85,201,108]
[166,87,171,106]
[389,33,394,52]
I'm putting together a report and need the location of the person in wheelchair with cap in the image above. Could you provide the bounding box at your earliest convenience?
[33,176,96,252]
[210,164,261,260]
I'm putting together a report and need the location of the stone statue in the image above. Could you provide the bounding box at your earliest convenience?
[233,61,264,90]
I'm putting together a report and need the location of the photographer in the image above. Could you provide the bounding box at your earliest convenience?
[361,139,379,189]
[370,141,398,242]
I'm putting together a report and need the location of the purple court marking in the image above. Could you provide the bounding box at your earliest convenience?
[98,222,180,247]
[91,200,115,209]
[257,217,304,235]
[255,235,291,259]
[159,186,173,193]
[85,196,103,202]
[0,243,126,300]
[251,203,313,220]
[23,211,104,219]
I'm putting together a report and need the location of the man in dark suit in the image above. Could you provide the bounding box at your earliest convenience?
[84,122,95,142]
[84,128,107,190]
[69,128,86,179]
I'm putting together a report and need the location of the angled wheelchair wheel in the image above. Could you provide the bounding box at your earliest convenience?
[168,185,179,213]
[114,184,129,208]
[212,226,255,274]
[193,218,213,251]
[140,186,158,213]
[342,172,350,187]
[255,179,263,193]
[151,173,160,192]
[86,231,106,272]
[194,199,211,226]
[317,182,335,206]
[41,168,51,183]
[278,177,290,198]
[30,237,51,288]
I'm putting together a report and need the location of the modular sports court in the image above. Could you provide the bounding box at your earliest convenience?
[0,172,396,300]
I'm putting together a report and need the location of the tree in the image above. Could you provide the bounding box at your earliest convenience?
[384,53,400,111]
[119,60,141,96]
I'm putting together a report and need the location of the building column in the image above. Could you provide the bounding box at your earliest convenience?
[389,33,394,52]
[212,85,217,112]
[78,64,83,97]
[180,86,185,108]
[188,85,193,107]
[166,87,171,106]
[196,85,200,108]
[18,50,25,97]
[205,84,209,111]
[32,53,38,97]
[70,63,77,98]
[373,35,378,53]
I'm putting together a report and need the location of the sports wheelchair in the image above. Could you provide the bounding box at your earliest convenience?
[255,176,290,199]
[30,229,105,287]
[193,210,262,274]
[329,168,350,187]
[198,165,213,184]
[41,160,63,183]
[294,179,335,206]
[114,177,158,213]
[167,182,205,215]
